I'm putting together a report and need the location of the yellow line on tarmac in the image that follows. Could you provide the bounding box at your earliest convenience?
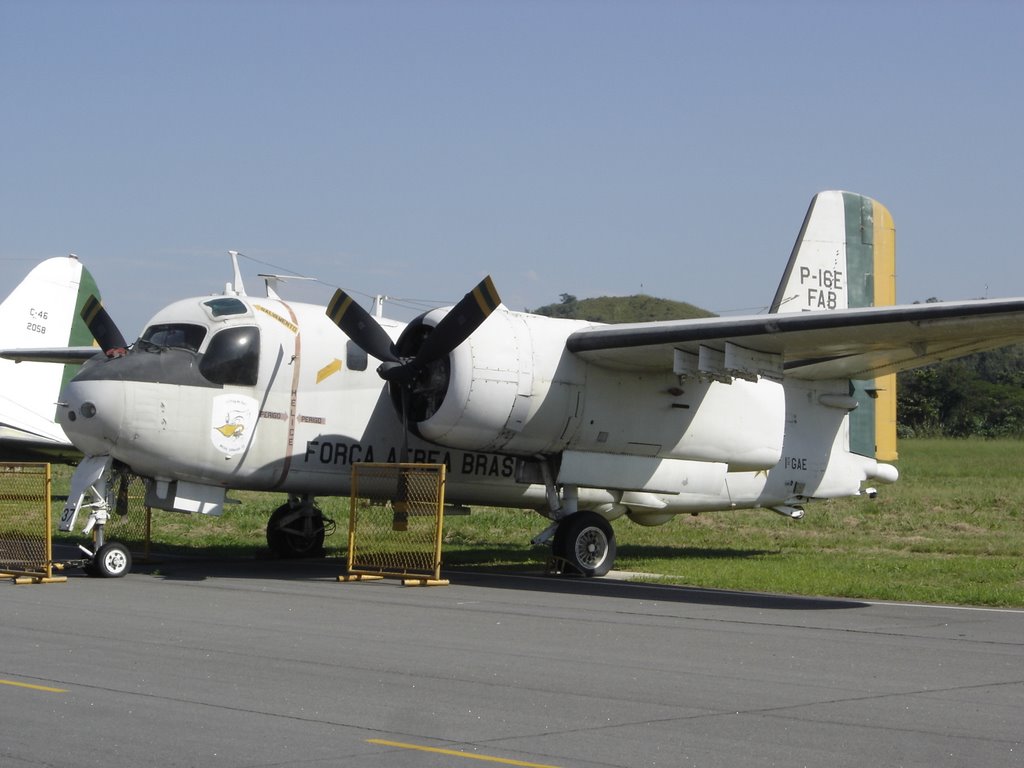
[0,679,67,693]
[367,738,561,768]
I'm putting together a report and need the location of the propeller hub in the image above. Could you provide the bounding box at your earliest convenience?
[377,360,409,383]
[326,275,500,437]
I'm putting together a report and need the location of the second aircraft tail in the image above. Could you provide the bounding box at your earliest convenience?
[0,255,99,460]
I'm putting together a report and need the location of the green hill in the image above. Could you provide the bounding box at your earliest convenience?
[531,293,715,323]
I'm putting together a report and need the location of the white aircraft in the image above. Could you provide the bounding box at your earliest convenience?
[0,255,101,462]
[52,192,1024,578]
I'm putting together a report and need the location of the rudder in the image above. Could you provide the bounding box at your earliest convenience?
[771,191,898,461]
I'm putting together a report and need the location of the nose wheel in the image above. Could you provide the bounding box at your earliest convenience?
[81,521,133,578]
[83,541,132,578]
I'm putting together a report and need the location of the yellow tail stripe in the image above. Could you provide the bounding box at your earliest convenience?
[367,739,561,768]
[872,200,896,307]
[872,199,899,462]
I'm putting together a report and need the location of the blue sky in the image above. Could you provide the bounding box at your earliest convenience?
[3,0,1023,336]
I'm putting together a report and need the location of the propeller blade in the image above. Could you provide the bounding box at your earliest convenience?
[81,295,128,353]
[412,275,500,366]
[326,289,399,364]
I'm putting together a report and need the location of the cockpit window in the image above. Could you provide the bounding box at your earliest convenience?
[346,340,368,372]
[199,326,260,386]
[204,297,249,318]
[139,323,207,352]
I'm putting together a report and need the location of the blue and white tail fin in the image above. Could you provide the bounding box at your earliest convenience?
[0,255,99,461]
[771,191,898,461]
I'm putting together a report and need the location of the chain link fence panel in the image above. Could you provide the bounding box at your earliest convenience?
[344,463,447,585]
[0,463,64,583]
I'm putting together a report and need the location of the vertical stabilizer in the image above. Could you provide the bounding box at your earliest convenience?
[771,191,898,461]
[0,256,99,458]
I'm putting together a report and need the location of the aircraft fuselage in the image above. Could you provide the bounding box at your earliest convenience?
[58,290,894,523]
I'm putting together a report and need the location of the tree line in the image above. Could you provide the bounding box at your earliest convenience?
[897,344,1024,438]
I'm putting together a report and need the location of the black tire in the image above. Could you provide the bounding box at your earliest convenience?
[266,504,326,558]
[92,542,132,578]
[555,511,616,577]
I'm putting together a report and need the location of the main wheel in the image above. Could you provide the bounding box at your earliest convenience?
[266,503,326,558]
[91,541,132,578]
[555,511,616,577]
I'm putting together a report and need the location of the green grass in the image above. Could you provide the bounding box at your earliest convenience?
[48,439,1024,606]
[609,439,1024,605]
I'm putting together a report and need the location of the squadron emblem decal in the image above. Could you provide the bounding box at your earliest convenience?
[211,394,259,456]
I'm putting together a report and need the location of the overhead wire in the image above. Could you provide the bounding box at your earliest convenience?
[233,252,461,317]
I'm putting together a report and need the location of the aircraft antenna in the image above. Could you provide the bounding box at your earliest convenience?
[257,273,316,300]
[228,251,246,296]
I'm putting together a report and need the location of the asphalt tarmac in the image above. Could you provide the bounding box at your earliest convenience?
[2,552,1021,768]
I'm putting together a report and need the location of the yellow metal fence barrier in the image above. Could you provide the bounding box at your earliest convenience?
[0,463,65,584]
[342,463,448,586]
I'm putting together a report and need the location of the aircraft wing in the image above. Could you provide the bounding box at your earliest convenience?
[0,426,81,463]
[565,298,1024,380]
[0,347,100,364]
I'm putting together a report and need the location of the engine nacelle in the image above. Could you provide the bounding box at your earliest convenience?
[401,308,787,471]
[411,309,589,455]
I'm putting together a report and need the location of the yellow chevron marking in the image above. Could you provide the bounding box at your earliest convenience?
[317,358,342,383]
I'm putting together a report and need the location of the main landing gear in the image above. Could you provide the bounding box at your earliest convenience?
[550,511,617,577]
[532,464,618,578]
[266,495,335,558]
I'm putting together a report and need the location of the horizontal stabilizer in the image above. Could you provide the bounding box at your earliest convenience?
[0,347,101,364]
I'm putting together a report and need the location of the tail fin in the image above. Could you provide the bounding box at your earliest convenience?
[771,191,898,461]
[0,255,99,460]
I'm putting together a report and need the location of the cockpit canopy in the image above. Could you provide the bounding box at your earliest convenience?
[139,323,206,352]
[135,322,260,387]
[200,326,259,386]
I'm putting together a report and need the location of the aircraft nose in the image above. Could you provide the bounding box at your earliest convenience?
[58,377,126,456]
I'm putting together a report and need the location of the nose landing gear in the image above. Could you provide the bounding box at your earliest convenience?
[61,455,133,578]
